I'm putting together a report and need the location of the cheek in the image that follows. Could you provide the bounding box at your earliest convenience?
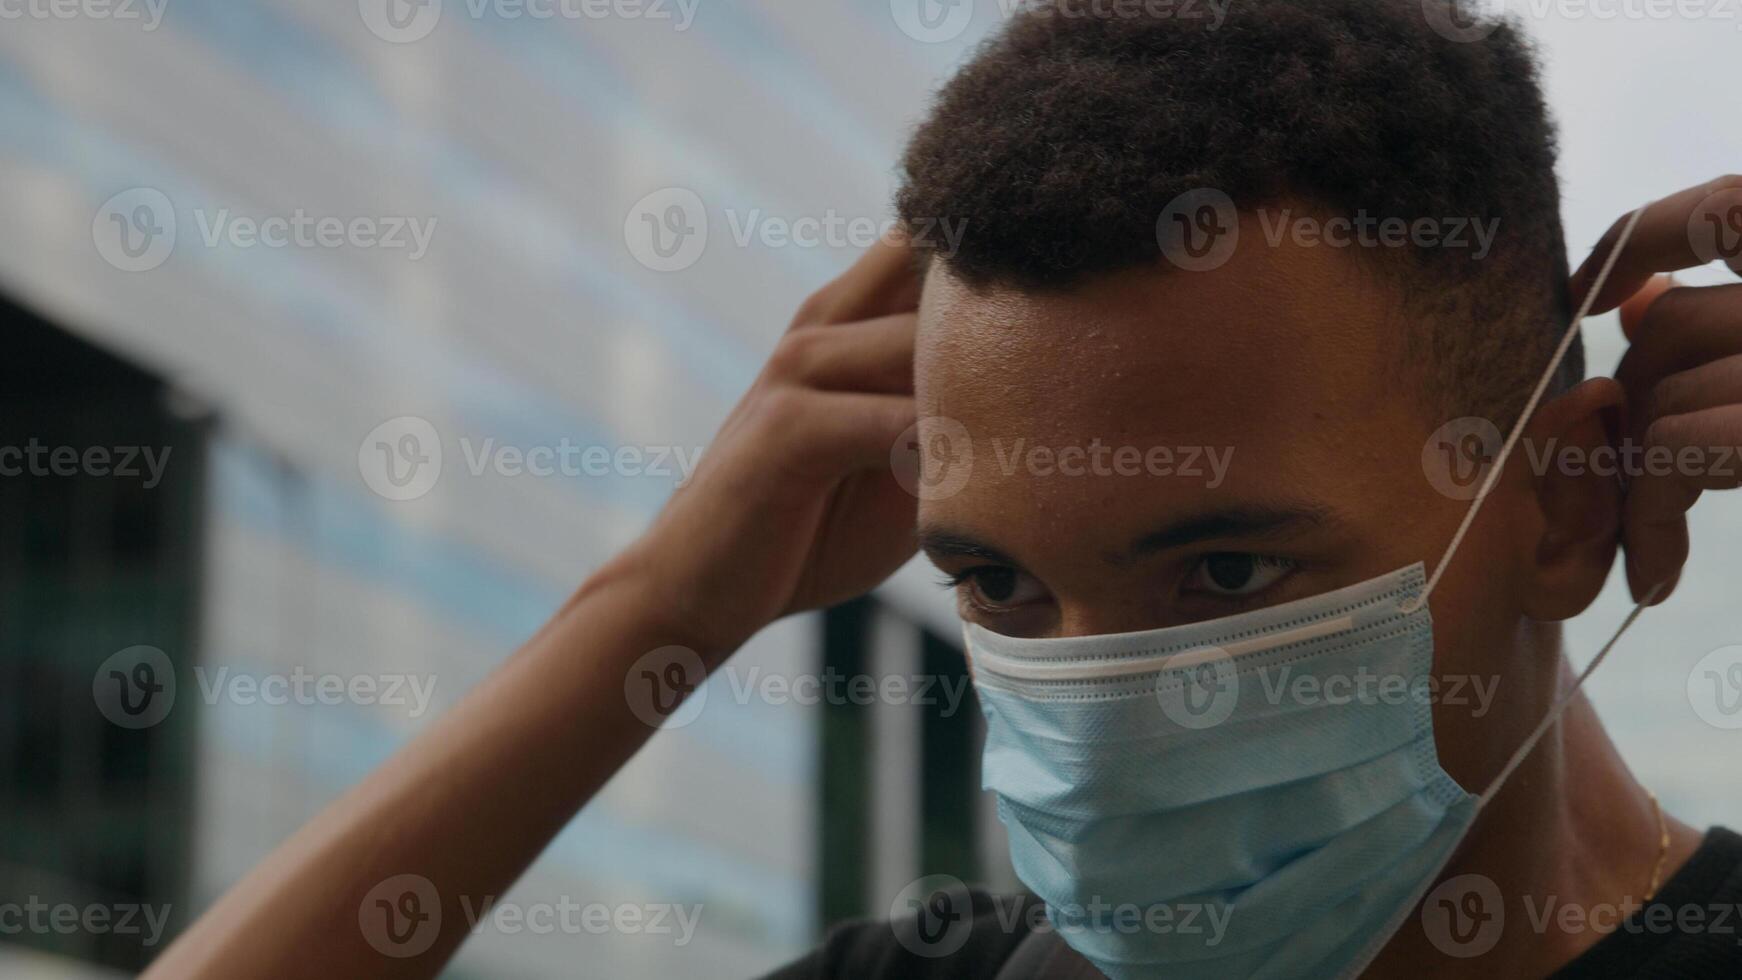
[1420,545,1539,790]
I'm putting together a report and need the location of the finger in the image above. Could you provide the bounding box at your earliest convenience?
[1613,283,1742,421]
[1623,485,1693,605]
[780,390,918,476]
[767,314,916,394]
[1647,353,1742,420]
[1638,404,1742,493]
[1625,553,1684,607]
[1570,176,1742,317]
[1617,274,1677,342]
[789,239,923,330]
[1621,404,1742,601]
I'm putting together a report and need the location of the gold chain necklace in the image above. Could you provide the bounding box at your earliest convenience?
[1645,789,1669,902]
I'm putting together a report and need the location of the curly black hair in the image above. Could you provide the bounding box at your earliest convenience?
[897,0,1578,422]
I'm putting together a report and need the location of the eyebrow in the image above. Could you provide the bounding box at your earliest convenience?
[1123,505,1333,560]
[918,504,1333,570]
[917,530,1018,566]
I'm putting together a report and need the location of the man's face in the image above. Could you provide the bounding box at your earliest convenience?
[914,218,1546,788]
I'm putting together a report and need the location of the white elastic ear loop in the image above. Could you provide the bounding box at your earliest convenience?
[1337,576,1667,980]
[1340,209,1659,980]
[1389,203,1657,807]
[1405,203,1648,615]
[1475,576,1663,807]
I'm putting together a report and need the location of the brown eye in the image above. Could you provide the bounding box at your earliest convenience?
[1206,554,1257,591]
[1189,554,1295,597]
[975,567,1017,602]
[956,566,1048,613]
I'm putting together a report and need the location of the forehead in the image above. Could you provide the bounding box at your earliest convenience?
[913,234,1438,541]
[919,231,1402,422]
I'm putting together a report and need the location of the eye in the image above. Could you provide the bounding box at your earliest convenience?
[1185,554,1296,598]
[946,566,1049,614]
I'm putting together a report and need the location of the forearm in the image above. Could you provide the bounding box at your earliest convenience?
[143,557,689,979]
[142,241,921,978]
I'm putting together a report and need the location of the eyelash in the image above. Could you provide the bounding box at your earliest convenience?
[938,566,1026,613]
[936,567,998,593]
[1186,554,1297,596]
[938,554,1300,613]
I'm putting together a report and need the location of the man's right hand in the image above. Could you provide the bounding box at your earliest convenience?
[610,240,923,659]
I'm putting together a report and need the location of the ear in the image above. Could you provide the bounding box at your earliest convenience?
[1518,377,1625,621]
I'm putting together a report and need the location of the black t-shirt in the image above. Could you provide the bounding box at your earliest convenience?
[767,827,1742,979]
[1549,827,1742,978]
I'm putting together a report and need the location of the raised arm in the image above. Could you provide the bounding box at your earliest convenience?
[142,241,923,979]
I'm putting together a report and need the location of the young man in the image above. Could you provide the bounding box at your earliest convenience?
[144,1,1742,977]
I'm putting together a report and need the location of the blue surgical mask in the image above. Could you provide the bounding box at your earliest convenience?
[962,206,1657,979]
[966,563,1475,978]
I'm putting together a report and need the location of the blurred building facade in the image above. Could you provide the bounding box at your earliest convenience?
[5,3,1739,978]
[0,3,1011,977]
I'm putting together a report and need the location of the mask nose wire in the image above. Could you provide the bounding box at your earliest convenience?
[1402,205,1648,616]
